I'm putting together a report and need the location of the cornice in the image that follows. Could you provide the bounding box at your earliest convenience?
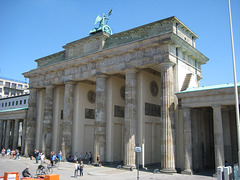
[63,31,110,49]
[105,16,198,41]
[170,33,209,64]
[35,51,65,63]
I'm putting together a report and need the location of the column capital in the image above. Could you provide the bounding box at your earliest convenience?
[96,74,108,79]
[64,81,76,85]
[125,68,138,74]
[211,104,222,109]
[159,61,175,71]
[180,106,191,110]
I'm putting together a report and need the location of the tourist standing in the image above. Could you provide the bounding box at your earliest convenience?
[74,161,79,178]
[58,150,62,162]
[79,161,84,176]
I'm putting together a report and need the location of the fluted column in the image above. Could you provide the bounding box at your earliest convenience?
[52,86,61,153]
[21,119,27,155]
[61,82,74,161]
[159,62,176,173]
[222,108,232,164]
[24,88,37,156]
[124,69,137,167]
[94,76,107,162]
[35,89,44,150]
[212,105,225,170]
[42,86,54,156]
[181,107,193,175]
[0,120,3,149]
[4,120,11,149]
[13,119,19,149]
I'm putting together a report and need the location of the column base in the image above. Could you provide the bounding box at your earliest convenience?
[181,169,193,175]
[160,168,177,174]
[123,165,136,171]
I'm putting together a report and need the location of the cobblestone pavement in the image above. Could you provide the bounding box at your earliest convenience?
[0,156,217,180]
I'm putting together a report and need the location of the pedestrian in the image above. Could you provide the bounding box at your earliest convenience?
[14,149,20,160]
[50,151,54,166]
[97,155,100,167]
[58,150,62,162]
[84,152,88,163]
[79,161,84,176]
[1,148,5,157]
[74,152,78,162]
[40,153,45,165]
[36,150,39,164]
[7,148,10,158]
[74,161,79,178]
[22,166,32,177]
[52,154,57,166]
[88,152,92,164]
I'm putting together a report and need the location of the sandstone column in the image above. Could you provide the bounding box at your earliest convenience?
[212,105,225,169]
[42,86,54,156]
[36,89,44,150]
[13,119,19,149]
[72,83,81,154]
[222,108,232,164]
[181,107,193,174]
[61,82,74,161]
[191,109,202,171]
[24,88,37,156]
[52,86,61,153]
[160,62,176,173]
[94,76,107,162]
[124,69,137,167]
[4,120,11,149]
[22,119,27,155]
[0,120,3,149]
[10,120,14,148]
[105,77,112,162]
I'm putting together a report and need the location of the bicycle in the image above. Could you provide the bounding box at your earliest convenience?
[36,164,53,175]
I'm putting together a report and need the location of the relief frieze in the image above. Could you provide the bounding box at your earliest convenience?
[145,102,161,117]
[85,108,95,119]
[114,105,125,118]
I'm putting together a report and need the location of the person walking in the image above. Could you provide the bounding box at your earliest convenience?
[40,153,45,165]
[36,150,39,164]
[58,150,62,162]
[14,149,20,160]
[74,161,79,178]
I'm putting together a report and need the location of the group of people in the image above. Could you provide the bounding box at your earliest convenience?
[33,149,62,166]
[68,151,92,164]
[74,160,84,177]
[50,150,62,166]
[1,148,20,160]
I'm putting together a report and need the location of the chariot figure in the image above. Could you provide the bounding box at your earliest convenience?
[89,10,113,35]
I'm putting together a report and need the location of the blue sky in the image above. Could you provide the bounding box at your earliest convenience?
[0,0,239,86]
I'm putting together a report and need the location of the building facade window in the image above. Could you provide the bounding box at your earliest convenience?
[17,84,23,89]
[4,89,9,95]
[5,82,10,88]
[12,83,16,89]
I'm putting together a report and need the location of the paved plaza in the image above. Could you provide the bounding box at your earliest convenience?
[0,156,217,180]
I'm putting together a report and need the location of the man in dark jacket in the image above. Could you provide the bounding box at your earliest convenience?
[22,166,32,177]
